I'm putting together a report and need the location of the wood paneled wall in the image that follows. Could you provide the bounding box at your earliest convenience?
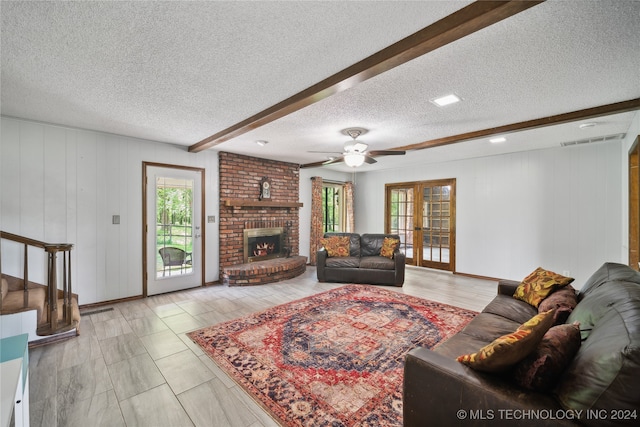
[355,141,624,288]
[1,117,220,304]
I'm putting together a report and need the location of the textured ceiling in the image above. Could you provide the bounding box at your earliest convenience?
[2,1,639,172]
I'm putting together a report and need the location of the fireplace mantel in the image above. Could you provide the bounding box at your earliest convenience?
[223,199,303,209]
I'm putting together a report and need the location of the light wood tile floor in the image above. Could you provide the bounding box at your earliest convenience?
[28,266,497,427]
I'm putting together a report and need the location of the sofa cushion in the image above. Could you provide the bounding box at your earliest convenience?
[459,312,524,343]
[325,256,361,268]
[538,285,577,325]
[578,261,640,298]
[512,322,581,392]
[513,267,574,308]
[457,310,554,373]
[380,237,400,259]
[434,332,494,359]
[555,271,640,416]
[359,256,395,270]
[361,234,400,257]
[482,294,538,325]
[320,236,350,257]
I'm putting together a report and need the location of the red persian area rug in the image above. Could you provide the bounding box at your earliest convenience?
[187,285,477,427]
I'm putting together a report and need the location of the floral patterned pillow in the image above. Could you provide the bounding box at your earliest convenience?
[457,310,555,373]
[513,267,574,308]
[380,237,400,259]
[320,236,350,257]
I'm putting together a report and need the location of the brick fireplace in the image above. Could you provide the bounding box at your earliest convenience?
[219,152,305,285]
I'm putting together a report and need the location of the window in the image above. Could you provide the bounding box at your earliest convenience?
[322,183,345,232]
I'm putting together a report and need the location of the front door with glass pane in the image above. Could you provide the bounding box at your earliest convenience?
[145,165,203,296]
[386,179,456,272]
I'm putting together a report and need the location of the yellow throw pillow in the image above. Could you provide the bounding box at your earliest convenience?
[513,267,574,308]
[457,310,555,373]
[320,236,350,257]
[380,237,400,259]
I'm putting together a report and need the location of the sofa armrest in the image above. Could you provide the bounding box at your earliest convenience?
[394,250,405,285]
[497,279,520,296]
[316,248,327,282]
[404,347,574,427]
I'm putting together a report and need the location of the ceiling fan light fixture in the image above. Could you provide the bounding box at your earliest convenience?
[344,153,365,167]
[353,142,368,152]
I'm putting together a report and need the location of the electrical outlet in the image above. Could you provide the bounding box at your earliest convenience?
[112,215,120,225]
[207,215,215,223]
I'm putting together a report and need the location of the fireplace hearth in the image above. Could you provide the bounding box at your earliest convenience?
[244,227,284,263]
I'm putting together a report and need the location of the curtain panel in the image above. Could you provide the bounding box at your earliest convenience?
[309,176,323,265]
[344,181,355,233]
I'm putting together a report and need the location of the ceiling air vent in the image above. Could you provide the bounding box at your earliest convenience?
[560,133,626,147]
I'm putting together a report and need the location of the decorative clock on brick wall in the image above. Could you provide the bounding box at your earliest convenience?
[259,177,271,200]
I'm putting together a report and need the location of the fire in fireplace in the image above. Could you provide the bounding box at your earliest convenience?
[243,227,284,263]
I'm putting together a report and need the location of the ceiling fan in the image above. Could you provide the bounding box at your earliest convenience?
[303,128,406,168]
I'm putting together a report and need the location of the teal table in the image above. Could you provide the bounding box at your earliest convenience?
[0,334,29,427]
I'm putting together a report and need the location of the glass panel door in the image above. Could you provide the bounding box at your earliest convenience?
[145,165,203,296]
[422,182,453,269]
[387,186,415,264]
[156,176,194,278]
[386,179,455,272]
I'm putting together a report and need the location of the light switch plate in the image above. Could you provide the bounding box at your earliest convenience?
[112,215,120,224]
[208,215,215,223]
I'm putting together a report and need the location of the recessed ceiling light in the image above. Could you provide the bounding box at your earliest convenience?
[579,122,596,129]
[256,140,268,146]
[489,137,506,143]
[430,94,461,107]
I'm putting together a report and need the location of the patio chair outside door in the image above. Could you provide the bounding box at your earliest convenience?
[158,247,192,276]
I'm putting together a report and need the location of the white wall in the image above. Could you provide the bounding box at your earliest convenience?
[355,140,624,288]
[3,115,637,303]
[1,117,220,305]
[621,111,640,263]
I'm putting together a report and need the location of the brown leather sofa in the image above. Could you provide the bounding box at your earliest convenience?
[403,262,640,427]
[316,233,405,286]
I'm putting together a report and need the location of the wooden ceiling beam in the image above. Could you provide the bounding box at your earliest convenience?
[298,98,640,168]
[393,98,640,152]
[189,0,544,153]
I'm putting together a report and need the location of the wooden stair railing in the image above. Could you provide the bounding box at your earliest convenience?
[0,231,77,335]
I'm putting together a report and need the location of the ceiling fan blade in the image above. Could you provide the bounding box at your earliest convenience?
[322,156,345,166]
[364,155,377,164]
[299,160,330,169]
[368,150,406,156]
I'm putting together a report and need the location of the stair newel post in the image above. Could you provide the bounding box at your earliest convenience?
[63,248,72,324]
[23,243,29,308]
[46,246,58,331]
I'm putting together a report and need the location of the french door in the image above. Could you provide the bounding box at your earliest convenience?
[144,163,204,296]
[386,179,456,272]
